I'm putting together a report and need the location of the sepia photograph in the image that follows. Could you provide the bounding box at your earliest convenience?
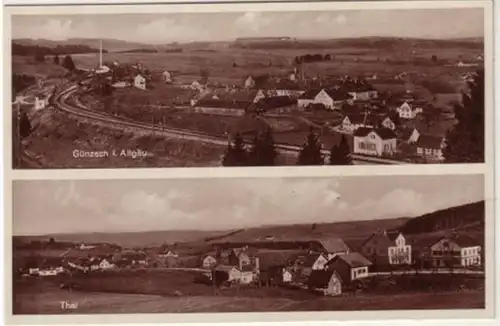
[11,174,487,315]
[8,4,488,169]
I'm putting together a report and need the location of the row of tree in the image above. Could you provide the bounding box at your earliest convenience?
[294,54,332,64]
[13,43,105,56]
[222,128,352,166]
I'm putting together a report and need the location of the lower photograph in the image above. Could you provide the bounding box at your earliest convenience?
[11,174,487,315]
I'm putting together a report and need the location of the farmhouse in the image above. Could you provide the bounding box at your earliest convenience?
[307,270,343,296]
[134,74,146,90]
[214,265,242,283]
[240,265,256,284]
[416,134,445,161]
[244,76,256,89]
[340,82,378,101]
[359,230,396,268]
[341,113,387,133]
[353,127,397,157]
[325,252,372,284]
[298,88,352,110]
[415,234,482,268]
[202,254,218,269]
[388,233,412,265]
[292,253,329,277]
[396,101,424,120]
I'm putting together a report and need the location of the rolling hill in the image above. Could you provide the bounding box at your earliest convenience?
[14,201,485,250]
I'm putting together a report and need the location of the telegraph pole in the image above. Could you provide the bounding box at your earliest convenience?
[16,102,21,168]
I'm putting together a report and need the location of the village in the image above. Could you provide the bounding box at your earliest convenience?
[16,214,484,298]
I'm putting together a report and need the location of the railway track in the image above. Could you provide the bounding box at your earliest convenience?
[53,82,407,165]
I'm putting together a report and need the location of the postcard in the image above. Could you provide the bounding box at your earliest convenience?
[7,174,493,324]
[4,0,493,169]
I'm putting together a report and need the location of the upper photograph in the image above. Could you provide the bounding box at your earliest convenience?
[9,6,487,169]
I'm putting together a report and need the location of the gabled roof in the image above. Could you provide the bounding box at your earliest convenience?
[195,98,250,110]
[323,88,353,101]
[318,238,350,253]
[293,253,326,267]
[298,88,322,100]
[307,270,341,288]
[353,127,396,140]
[331,252,372,268]
[416,134,444,149]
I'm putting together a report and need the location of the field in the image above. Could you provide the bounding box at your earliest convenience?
[13,271,485,314]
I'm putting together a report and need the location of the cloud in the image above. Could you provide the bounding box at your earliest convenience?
[19,19,73,40]
[234,12,272,34]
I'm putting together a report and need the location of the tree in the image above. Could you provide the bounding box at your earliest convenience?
[53,54,60,65]
[62,55,76,71]
[233,62,237,68]
[431,55,438,63]
[200,69,209,84]
[248,128,277,166]
[324,54,331,61]
[311,223,317,231]
[329,134,352,165]
[442,69,484,163]
[297,128,324,165]
[19,111,32,139]
[222,133,248,166]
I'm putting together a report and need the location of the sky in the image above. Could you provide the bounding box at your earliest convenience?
[13,174,484,235]
[11,8,484,44]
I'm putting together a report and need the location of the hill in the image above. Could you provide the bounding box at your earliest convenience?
[12,42,105,56]
[13,38,150,53]
[396,201,485,235]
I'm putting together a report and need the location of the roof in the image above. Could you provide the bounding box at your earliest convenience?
[318,239,350,253]
[293,253,326,267]
[298,88,321,100]
[398,127,419,140]
[323,88,353,101]
[307,270,340,288]
[353,127,396,140]
[410,232,481,251]
[257,96,297,109]
[195,98,250,110]
[416,134,444,149]
[256,251,299,270]
[332,252,372,268]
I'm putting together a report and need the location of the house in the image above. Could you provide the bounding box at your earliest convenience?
[244,76,256,89]
[158,250,179,258]
[396,101,423,119]
[325,252,372,284]
[34,96,49,111]
[99,259,115,270]
[79,243,96,250]
[202,254,218,269]
[163,70,172,83]
[399,127,420,144]
[134,74,146,90]
[190,80,205,91]
[380,116,396,130]
[340,83,378,101]
[416,234,482,268]
[240,265,255,284]
[228,248,253,269]
[282,268,293,283]
[292,253,329,277]
[317,239,351,260]
[298,88,352,110]
[29,268,40,275]
[307,270,343,296]
[359,229,397,267]
[214,265,242,283]
[388,233,412,265]
[38,268,61,277]
[416,134,445,161]
[353,127,397,157]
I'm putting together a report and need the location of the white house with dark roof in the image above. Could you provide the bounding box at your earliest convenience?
[353,127,397,157]
[298,88,352,110]
[416,134,445,161]
[396,101,424,119]
[134,74,146,90]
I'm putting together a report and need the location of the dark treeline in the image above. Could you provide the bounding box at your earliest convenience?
[117,48,183,54]
[294,53,332,64]
[230,38,483,50]
[12,42,107,56]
